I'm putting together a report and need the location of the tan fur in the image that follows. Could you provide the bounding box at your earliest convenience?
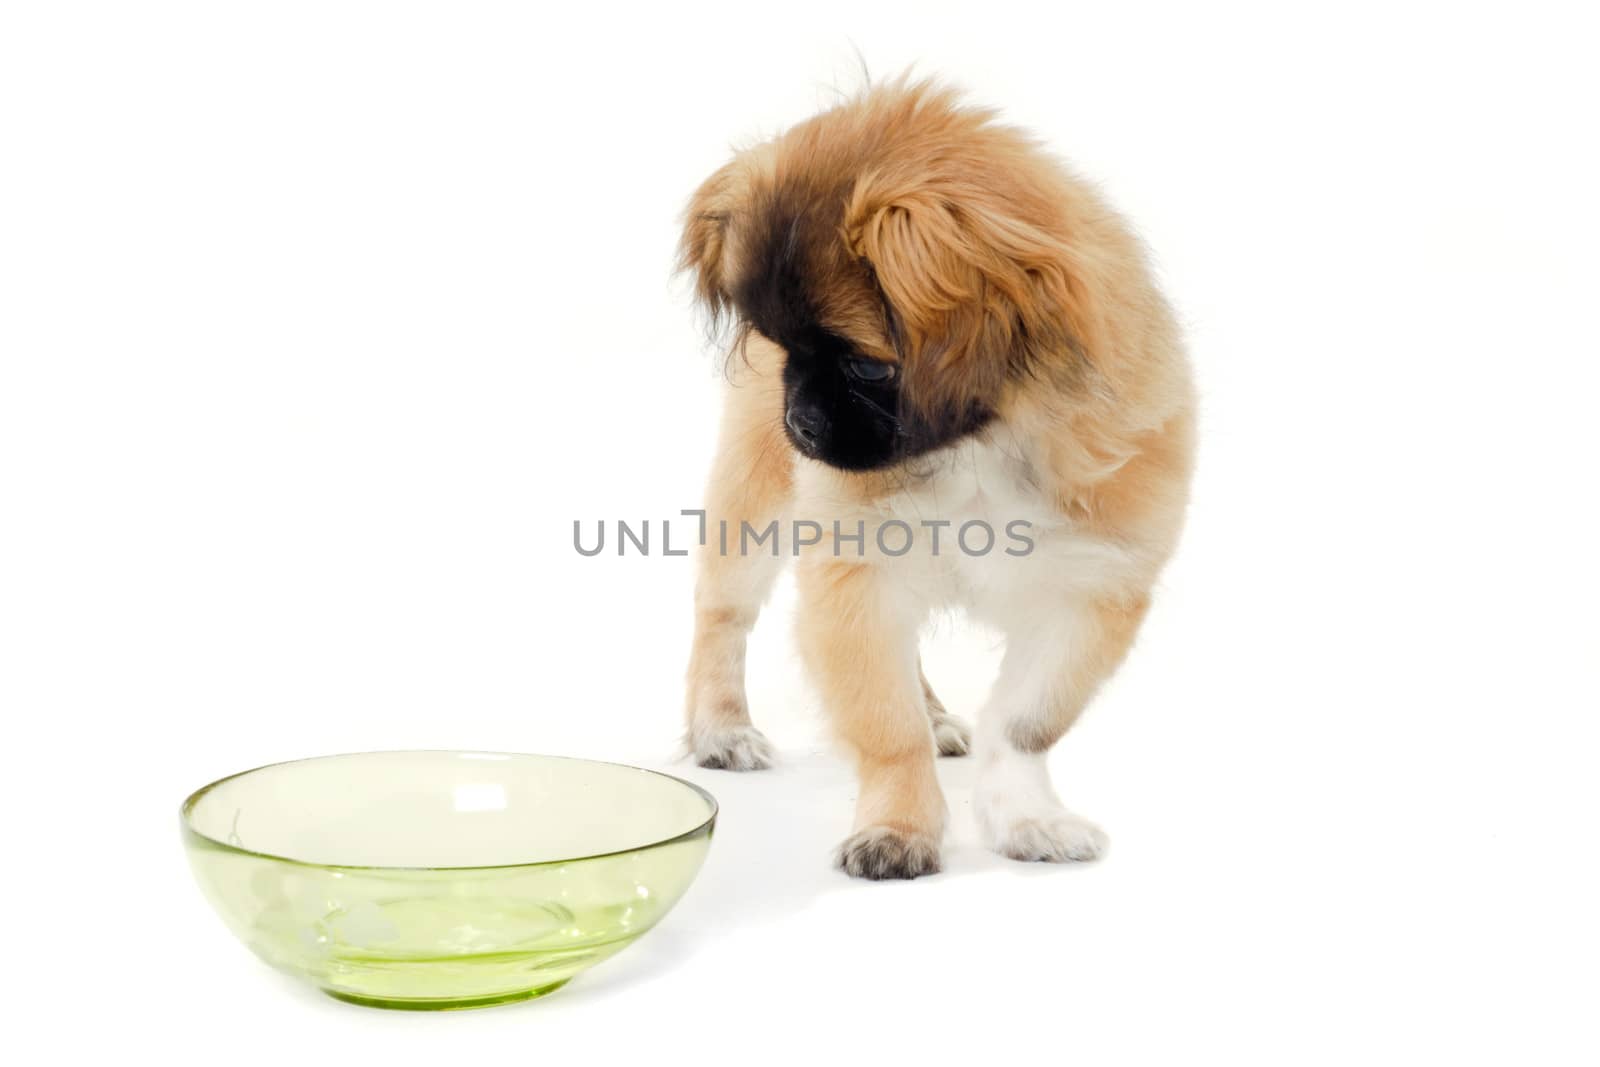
[681,338,792,770]
[680,79,1194,877]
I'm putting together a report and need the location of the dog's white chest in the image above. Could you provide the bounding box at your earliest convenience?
[875,440,1060,614]
[885,438,1141,618]
[793,437,1138,617]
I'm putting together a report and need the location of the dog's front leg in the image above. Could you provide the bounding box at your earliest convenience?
[684,360,793,771]
[974,591,1151,862]
[797,558,943,880]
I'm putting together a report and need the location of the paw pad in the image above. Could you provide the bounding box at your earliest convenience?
[930,712,972,757]
[692,725,775,771]
[834,825,942,880]
[985,810,1107,863]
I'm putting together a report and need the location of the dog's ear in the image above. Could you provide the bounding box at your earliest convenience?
[677,159,748,326]
[844,171,1106,423]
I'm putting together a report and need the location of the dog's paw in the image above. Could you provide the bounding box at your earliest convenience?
[979,804,1108,863]
[691,724,776,771]
[929,711,972,757]
[834,825,942,880]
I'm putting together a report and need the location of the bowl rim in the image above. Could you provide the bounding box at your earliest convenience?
[180,749,719,873]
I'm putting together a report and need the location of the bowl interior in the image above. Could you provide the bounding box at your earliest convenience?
[184,751,715,868]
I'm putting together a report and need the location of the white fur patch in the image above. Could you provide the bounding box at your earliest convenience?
[973,742,1107,862]
[793,433,1144,621]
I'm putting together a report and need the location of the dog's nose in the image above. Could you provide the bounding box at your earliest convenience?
[786,408,826,447]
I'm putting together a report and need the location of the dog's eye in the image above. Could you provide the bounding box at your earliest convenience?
[845,358,897,383]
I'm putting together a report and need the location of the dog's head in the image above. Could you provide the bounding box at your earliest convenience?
[680,80,1102,472]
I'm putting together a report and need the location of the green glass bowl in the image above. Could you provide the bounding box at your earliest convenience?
[181,751,716,1010]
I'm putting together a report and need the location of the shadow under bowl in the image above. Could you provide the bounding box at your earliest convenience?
[181,751,716,1010]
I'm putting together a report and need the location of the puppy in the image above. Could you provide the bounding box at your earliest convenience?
[679,79,1194,879]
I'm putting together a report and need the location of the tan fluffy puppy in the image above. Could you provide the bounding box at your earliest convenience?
[679,79,1194,879]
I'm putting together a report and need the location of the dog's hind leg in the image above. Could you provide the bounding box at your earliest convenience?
[920,661,971,757]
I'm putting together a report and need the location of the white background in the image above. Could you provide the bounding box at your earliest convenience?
[3,1,1597,1063]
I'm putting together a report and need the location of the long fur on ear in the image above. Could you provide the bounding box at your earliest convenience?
[677,160,745,328]
[840,94,1120,424]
